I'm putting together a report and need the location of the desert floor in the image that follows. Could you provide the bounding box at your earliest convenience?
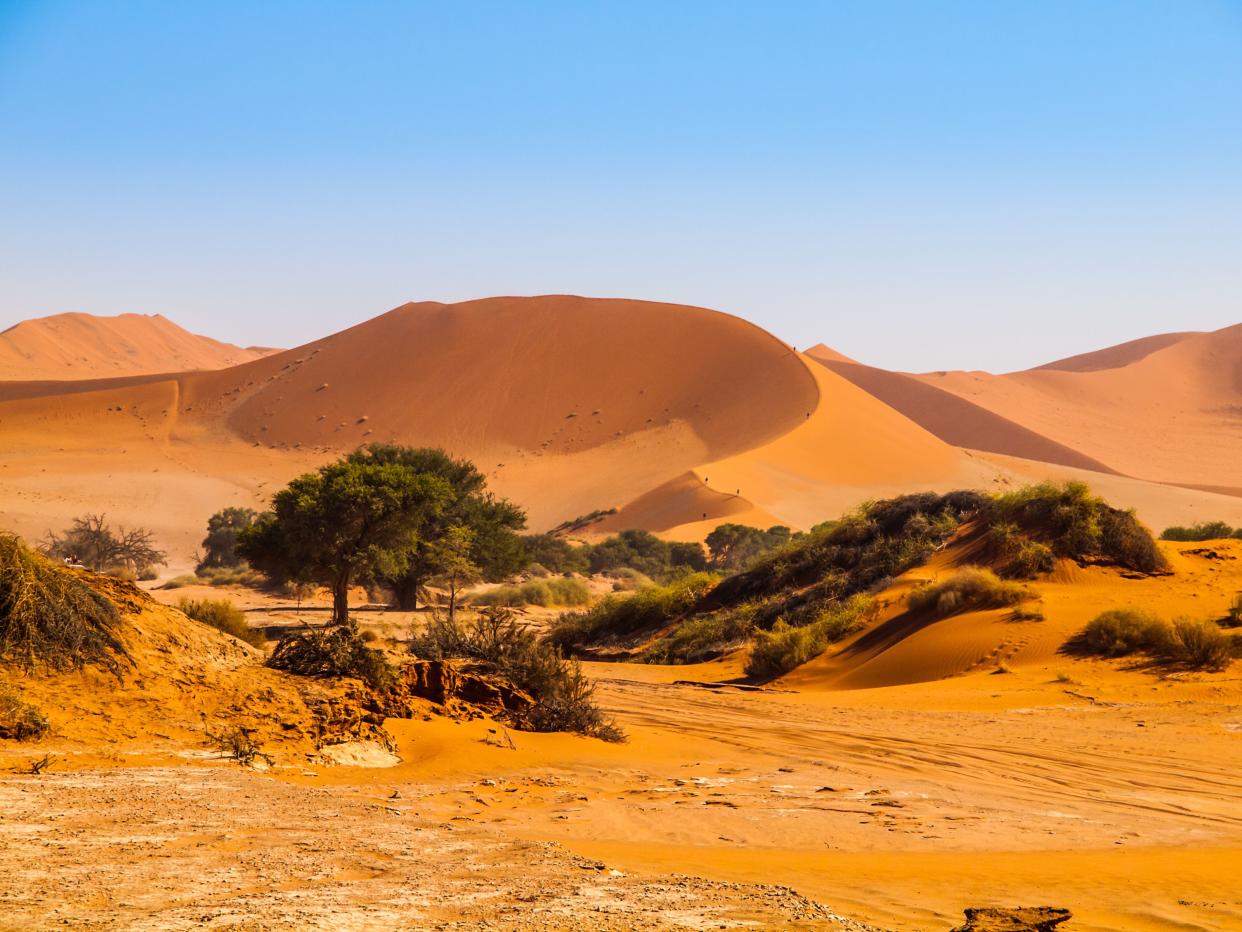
[3,627,1240,931]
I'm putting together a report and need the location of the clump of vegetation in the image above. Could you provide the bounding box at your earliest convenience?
[704,523,794,571]
[745,595,877,679]
[161,565,267,590]
[988,482,1168,575]
[0,533,128,678]
[0,679,49,741]
[205,723,273,767]
[177,597,264,648]
[906,567,1030,618]
[1160,521,1242,542]
[547,572,720,650]
[606,567,655,591]
[472,577,590,608]
[197,507,259,571]
[267,623,395,691]
[42,513,166,577]
[1225,593,1242,628]
[641,607,756,664]
[411,607,623,741]
[1069,608,1236,671]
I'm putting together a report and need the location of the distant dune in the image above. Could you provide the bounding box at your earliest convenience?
[914,323,1242,490]
[0,312,276,380]
[2,298,1240,566]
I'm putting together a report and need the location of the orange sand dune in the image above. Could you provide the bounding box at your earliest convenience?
[806,351,1118,474]
[915,323,1242,489]
[0,312,275,380]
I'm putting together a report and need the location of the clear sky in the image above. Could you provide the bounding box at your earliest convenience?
[2,1,1240,372]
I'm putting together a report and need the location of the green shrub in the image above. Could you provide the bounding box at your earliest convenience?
[744,595,876,679]
[1226,594,1242,628]
[547,572,719,650]
[906,567,1030,617]
[607,567,655,591]
[642,604,758,664]
[989,482,1168,574]
[1072,609,1172,657]
[176,597,264,648]
[472,577,590,608]
[1170,618,1233,671]
[411,607,623,741]
[0,533,128,678]
[267,623,395,691]
[1160,521,1236,542]
[0,680,49,741]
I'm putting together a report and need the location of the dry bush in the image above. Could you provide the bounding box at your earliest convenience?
[0,533,128,678]
[205,723,273,767]
[1225,593,1242,628]
[267,623,395,691]
[471,577,590,608]
[1170,618,1233,671]
[1072,609,1172,657]
[907,567,1029,618]
[412,607,623,741]
[0,679,49,741]
[177,597,264,648]
[745,595,876,680]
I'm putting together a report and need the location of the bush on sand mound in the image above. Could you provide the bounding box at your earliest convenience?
[906,567,1030,618]
[267,623,396,691]
[177,597,264,648]
[0,533,128,679]
[413,606,623,742]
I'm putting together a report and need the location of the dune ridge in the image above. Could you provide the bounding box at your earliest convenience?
[0,312,276,381]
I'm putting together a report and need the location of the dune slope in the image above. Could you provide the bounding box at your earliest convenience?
[0,312,274,380]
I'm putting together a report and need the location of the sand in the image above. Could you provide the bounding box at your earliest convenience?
[0,312,275,380]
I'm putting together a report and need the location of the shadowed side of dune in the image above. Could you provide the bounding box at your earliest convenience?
[808,355,1118,474]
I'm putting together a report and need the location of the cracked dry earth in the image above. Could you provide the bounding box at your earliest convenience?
[0,767,871,931]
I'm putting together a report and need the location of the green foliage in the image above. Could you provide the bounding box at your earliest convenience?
[744,595,876,679]
[1160,521,1237,542]
[1070,610,1234,671]
[160,565,266,590]
[584,529,707,579]
[42,513,166,576]
[198,507,258,571]
[239,456,453,623]
[0,679,49,741]
[906,567,1030,618]
[704,523,794,571]
[606,567,655,591]
[521,533,590,574]
[1074,609,1172,657]
[411,607,623,741]
[0,533,128,678]
[266,623,396,691]
[472,577,591,608]
[176,597,264,648]
[989,481,1168,574]
[547,572,719,650]
[641,606,757,664]
[346,446,527,610]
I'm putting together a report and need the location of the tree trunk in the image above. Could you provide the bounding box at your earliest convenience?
[448,579,458,623]
[392,574,421,611]
[332,574,350,626]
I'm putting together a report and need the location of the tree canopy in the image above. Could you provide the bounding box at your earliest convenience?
[238,458,452,624]
[346,445,527,609]
[198,507,258,570]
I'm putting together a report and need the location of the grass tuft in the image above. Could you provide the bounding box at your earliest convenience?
[177,597,264,648]
[906,567,1030,617]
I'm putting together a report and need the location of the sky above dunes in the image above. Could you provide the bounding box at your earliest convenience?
[2,1,1240,373]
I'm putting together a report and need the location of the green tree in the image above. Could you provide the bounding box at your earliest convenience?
[705,524,793,571]
[521,533,589,574]
[198,507,258,570]
[431,525,482,621]
[347,445,527,609]
[238,459,451,625]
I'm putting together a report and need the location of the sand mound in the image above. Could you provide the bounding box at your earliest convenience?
[915,323,1242,489]
[0,312,275,381]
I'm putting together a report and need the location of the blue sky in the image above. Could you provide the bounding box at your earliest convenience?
[2,1,1240,371]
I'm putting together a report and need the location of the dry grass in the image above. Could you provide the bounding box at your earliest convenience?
[0,679,49,741]
[0,533,128,678]
[744,595,877,680]
[906,567,1030,618]
[177,597,264,648]
[1070,609,1236,671]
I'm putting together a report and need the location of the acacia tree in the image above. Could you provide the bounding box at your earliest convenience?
[198,507,258,570]
[430,525,481,622]
[238,460,451,625]
[347,445,527,610]
[43,514,166,576]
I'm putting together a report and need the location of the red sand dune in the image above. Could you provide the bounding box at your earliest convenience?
[0,312,275,380]
[914,322,1242,490]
